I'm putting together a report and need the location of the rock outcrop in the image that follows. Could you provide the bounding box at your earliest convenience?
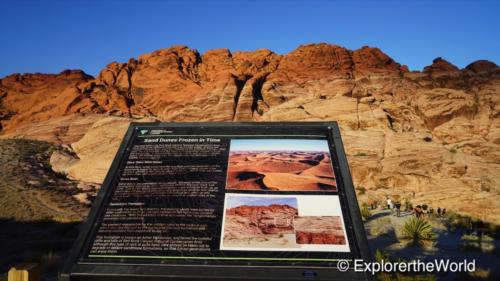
[294,216,346,245]
[1,43,499,223]
[224,204,298,238]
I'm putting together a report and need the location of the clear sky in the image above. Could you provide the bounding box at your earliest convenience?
[1,0,499,78]
[225,195,298,209]
[230,139,330,152]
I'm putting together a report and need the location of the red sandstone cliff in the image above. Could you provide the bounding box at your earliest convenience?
[1,43,499,223]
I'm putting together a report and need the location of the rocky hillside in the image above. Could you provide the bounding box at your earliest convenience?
[0,43,499,223]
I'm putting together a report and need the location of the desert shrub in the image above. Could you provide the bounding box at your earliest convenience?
[467,267,491,279]
[460,233,495,253]
[360,203,372,221]
[355,152,367,156]
[447,212,473,229]
[487,223,500,238]
[374,249,393,281]
[399,217,436,247]
[461,233,493,242]
[374,249,390,262]
[450,148,457,153]
[357,186,366,195]
[374,250,436,281]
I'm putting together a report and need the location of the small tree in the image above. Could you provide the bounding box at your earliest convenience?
[400,217,436,247]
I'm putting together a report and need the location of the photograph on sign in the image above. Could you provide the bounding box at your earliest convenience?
[226,139,337,191]
[220,194,350,252]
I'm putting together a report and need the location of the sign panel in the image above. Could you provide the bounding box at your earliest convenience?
[60,122,372,281]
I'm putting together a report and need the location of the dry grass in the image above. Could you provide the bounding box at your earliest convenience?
[369,217,392,237]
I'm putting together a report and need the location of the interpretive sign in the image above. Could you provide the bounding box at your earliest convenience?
[60,122,372,281]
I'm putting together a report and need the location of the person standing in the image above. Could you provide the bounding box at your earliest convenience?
[386,197,393,214]
[395,201,401,217]
[415,205,422,219]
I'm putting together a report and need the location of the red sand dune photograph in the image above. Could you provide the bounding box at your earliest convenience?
[226,139,337,191]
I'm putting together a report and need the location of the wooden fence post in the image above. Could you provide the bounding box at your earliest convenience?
[7,263,40,281]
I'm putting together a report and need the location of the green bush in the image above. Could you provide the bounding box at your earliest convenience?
[360,203,372,221]
[357,186,366,195]
[461,233,493,242]
[374,249,390,263]
[400,217,437,247]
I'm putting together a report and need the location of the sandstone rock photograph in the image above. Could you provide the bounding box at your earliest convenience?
[294,216,347,245]
[221,194,350,252]
[221,196,299,249]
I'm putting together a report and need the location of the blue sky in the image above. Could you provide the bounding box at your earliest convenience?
[1,0,499,78]
[226,196,298,209]
[230,139,330,152]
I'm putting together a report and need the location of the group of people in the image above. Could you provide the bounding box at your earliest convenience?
[412,205,447,219]
[384,197,447,219]
[385,197,403,217]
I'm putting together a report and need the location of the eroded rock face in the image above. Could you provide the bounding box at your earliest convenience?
[415,88,476,129]
[224,204,298,238]
[1,43,499,223]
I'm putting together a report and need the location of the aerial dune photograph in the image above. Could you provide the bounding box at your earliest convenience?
[226,139,337,191]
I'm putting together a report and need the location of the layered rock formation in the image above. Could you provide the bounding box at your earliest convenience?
[1,43,499,223]
[224,204,298,238]
[294,216,346,245]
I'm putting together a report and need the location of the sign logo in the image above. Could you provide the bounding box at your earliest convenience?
[139,129,149,135]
